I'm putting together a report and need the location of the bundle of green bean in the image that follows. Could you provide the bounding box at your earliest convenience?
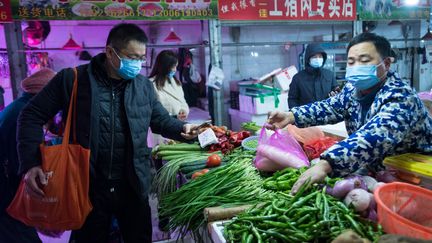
[224,185,383,243]
[159,149,273,237]
[151,143,215,198]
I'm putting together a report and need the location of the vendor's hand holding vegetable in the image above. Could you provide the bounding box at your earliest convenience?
[266,111,295,129]
[291,159,332,194]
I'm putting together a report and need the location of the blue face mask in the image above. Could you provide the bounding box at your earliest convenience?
[345,62,385,90]
[310,57,324,68]
[168,70,176,78]
[112,49,143,80]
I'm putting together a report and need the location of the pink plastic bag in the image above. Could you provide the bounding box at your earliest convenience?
[255,128,309,172]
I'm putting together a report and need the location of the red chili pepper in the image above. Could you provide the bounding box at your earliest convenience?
[241,131,251,138]
[219,136,228,143]
[229,134,239,143]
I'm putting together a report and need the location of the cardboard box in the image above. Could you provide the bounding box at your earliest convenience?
[274,66,298,91]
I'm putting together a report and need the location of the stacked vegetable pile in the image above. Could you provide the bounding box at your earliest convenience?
[159,149,273,237]
[179,153,224,180]
[224,183,383,243]
[326,175,386,222]
[206,125,251,154]
[152,143,222,197]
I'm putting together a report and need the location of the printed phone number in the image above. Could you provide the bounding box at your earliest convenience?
[105,8,214,17]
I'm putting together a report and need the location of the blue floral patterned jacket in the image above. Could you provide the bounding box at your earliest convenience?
[291,72,432,177]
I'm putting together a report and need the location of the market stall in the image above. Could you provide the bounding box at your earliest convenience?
[1,0,432,243]
[153,122,432,243]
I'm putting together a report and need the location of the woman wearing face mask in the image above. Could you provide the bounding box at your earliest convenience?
[148,50,190,147]
[288,44,339,108]
[268,33,432,194]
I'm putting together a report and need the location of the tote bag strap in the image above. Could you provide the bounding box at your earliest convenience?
[61,68,78,146]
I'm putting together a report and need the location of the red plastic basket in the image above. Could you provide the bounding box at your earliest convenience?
[374,182,432,239]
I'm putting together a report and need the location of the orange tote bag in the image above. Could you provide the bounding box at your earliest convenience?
[7,68,92,231]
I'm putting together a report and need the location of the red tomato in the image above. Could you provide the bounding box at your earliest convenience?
[206,154,222,167]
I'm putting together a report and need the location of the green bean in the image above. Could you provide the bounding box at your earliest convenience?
[263,229,291,242]
[262,220,289,228]
[323,190,330,221]
[271,200,288,213]
[241,214,278,221]
[292,191,319,208]
[245,234,253,243]
[241,231,248,243]
[251,226,262,243]
[345,214,365,238]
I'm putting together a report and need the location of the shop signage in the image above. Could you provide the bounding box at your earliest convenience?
[11,0,217,20]
[218,0,356,21]
[359,0,430,20]
[0,0,12,22]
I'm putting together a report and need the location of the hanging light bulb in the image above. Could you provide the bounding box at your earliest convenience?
[164,28,182,42]
[62,34,81,50]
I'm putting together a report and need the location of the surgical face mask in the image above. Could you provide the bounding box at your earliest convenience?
[310,57,324,68]
[345,62,386,90]
[112,48,143,80]
[168,70,176,78]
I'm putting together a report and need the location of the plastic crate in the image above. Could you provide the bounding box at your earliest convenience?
[374,182,432,239]
[383,153,432,189]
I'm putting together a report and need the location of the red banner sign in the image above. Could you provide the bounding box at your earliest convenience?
[0,0,12,22]
[218,0,356,21]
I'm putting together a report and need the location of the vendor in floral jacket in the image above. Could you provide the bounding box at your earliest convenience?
[267,32,432,193]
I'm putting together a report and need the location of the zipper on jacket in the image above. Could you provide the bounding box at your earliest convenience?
[108,86,115,179]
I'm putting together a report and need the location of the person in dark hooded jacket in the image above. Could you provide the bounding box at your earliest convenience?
[0,68,56,243]
[288,44,338,108]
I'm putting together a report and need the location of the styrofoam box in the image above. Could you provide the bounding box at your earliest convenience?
[239,92,288,114]
[274,66,297,91]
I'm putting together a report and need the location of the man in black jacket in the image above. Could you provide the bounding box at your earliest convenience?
[288,44,339,108]
[17,24,197,243]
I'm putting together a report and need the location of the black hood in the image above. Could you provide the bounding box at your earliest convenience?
[305,44,327,72]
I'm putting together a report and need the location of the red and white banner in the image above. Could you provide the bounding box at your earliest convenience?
[218,0,356,21]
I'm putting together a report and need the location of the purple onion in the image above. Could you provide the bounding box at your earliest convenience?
[325,185,333,195]
[329,176,367,199]
[369,193,377,211]
[368,208,378,222]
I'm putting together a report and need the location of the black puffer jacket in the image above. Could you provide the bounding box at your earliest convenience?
[92,54,130,180]
[17,53,186,198]
[288,44,338,108]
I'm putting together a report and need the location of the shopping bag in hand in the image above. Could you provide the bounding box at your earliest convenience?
[7,68,92,231]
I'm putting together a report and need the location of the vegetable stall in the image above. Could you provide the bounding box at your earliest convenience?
[153,122,432,242]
